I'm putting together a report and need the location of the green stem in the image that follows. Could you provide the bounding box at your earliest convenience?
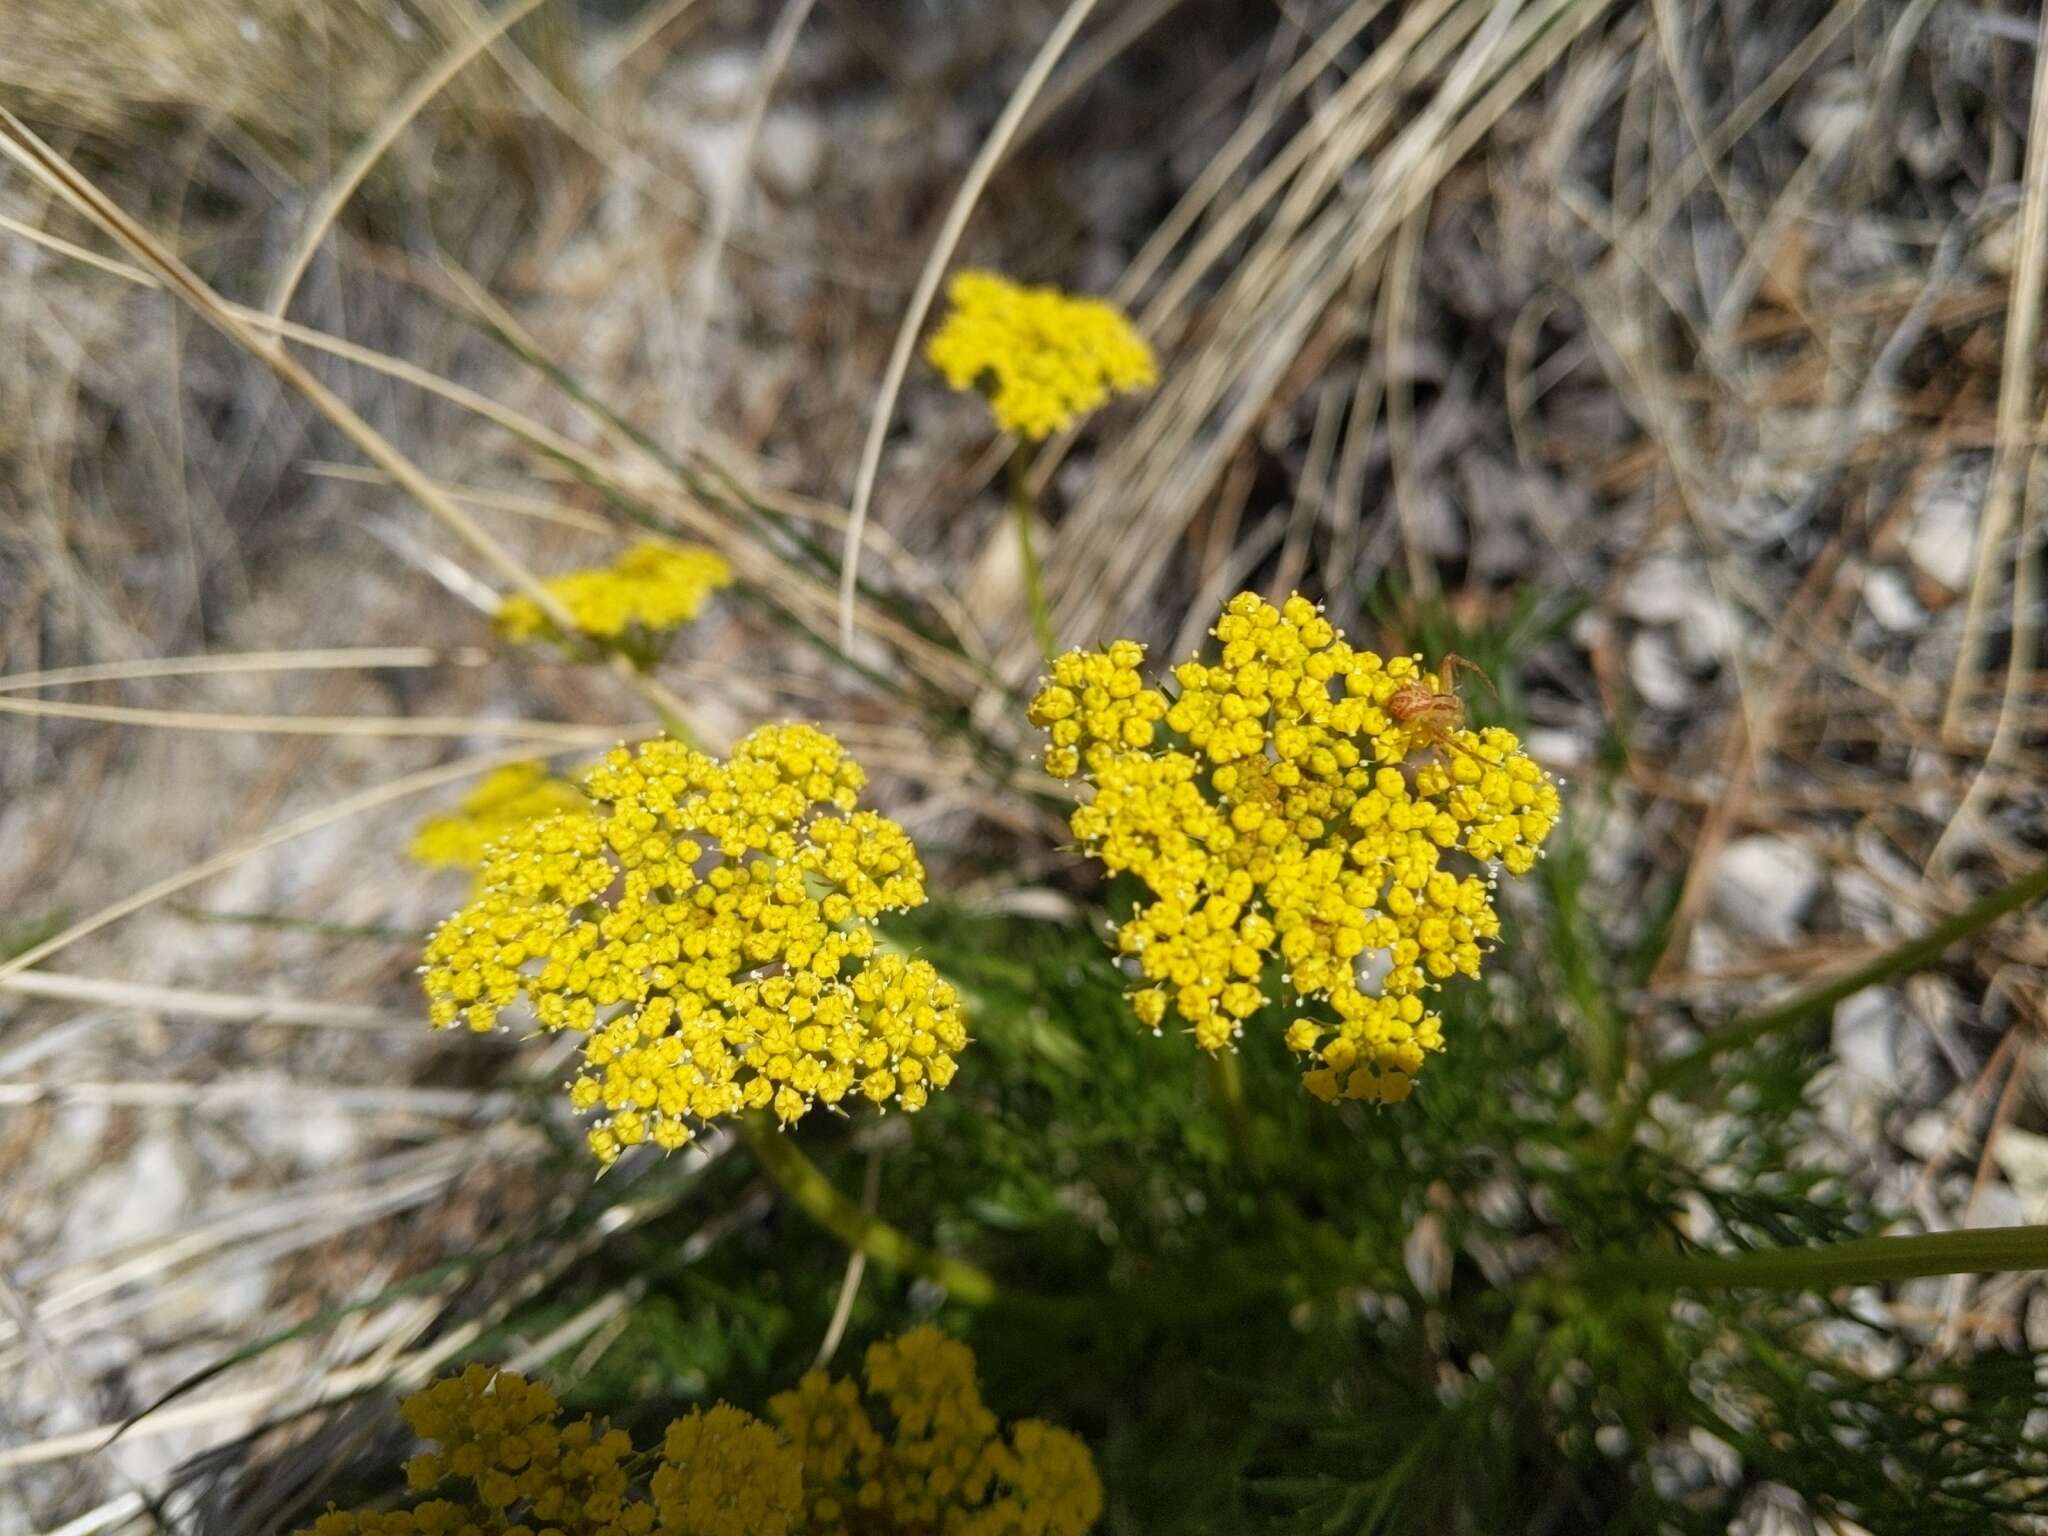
[736,1113,1000,1308]
[1578,1223,2048,1293]
[1008,442,1057,664]
[1206,1050,1258,1177]
[613,656,703,749]
[1608,855,2048,1149]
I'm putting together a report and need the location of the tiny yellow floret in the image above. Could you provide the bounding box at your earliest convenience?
[496,539,732,654]
[926,270,1156,441]
[420,726,966,1165]
[1029,592,1561,1105]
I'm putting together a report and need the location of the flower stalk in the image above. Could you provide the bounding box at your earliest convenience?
[1205,1049,1258,1177]
[923,271,1154,667]
[737,1111,1000,1308]
[1010,442,1057,663]
[1577,1223,2048,1293]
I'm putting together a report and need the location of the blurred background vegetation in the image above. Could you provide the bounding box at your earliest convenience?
[4,1,2048,1532]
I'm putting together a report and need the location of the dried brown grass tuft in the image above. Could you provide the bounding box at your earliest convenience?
[0,0,561,158]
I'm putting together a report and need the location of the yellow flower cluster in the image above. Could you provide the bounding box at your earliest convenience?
[653,1406,805,1536]
[496,541,733,654]
[293,1331,1100,1536]
[293,1506,500,1536]
[420,726,966,1165]
[409,761,589,876]
[400,1367,639,1532]
[925,271,1156,441]
[1029,592,1561,1106]
[768,1327,1101,1536]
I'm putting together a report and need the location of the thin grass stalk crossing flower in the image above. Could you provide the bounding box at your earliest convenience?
[835,0,1102,652]
[0,746,552,989]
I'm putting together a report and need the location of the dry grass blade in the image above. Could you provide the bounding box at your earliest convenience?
[0,210,145,283]
[1942,4,2048,741]
[1933,459,2044,873]
[264,0,552,320]
[1380,198,1435,596]
[1135,0,1470,337]
[416,253,993,699]
[0,108,714,737]
[1015,0,1187,145]
[0,106,581,638]
[812,1144,884,1369]
[1625,0,1868,255]
[836,0,1100,651]
[439,0,706,231]
[302,462,611,531]
[503,1281,647,1372]
[1112,0,1394,309]
[5,204,590,467]
[0,208,982,702]
[0,1081,507,1115]
[0,1387,297,1475]
[0,745,548,986]
[676,0,818,417]
[589,0,706,79]
[0,695,630,742]
[2,1136,732,1479]
[12,1134,526,1329]
[1039,0,1609,670]
[0,973,428,1031]
[36,1491,144,1536]
[0,647,488,694]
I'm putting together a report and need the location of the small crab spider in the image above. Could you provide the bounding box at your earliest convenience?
[1385,654,1496,760]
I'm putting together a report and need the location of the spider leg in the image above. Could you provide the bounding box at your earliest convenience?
[1426,720,1489,766]
[1439,732,1485,765]
[1438,653,1498,700]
